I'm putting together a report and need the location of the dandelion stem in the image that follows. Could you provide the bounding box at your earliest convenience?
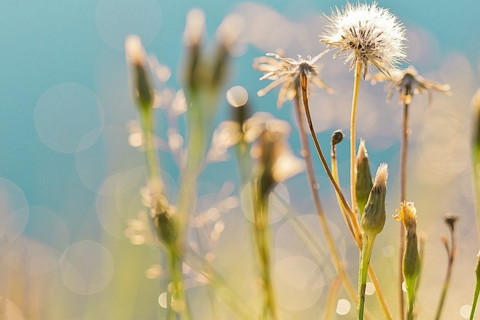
[434,221,457,320]
[469,252,480,320]
[350,60,362,218]
[298,74,392,320]
[358,234,375,320]
[293,88,357,306]
[470,283,480,320]
[399,102,410,320]
[298,74,361,243]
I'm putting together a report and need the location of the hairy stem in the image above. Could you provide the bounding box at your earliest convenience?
[358,234,375,320]
[350,60,362,218]
[399,102,410,320]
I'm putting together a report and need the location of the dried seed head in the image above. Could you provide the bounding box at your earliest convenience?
[361,163,388,236]
[371,65,451,104]
[321,2,406,78]
[125,35,154,109]
[254,51,333,107]
[356,140,373,214]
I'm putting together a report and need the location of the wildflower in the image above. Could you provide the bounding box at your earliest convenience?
[254,52,333,107]
[395,202,421,320]
[371,66,451,104]
[321,2,406,78]
[394,201,417,232]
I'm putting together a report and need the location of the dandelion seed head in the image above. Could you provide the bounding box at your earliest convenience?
[371,66,451,104]
[253,52,332,108]
[321,2,406,77]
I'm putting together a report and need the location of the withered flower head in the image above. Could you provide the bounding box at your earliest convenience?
[245,113,304,193]
[254,52,333,108]
[394,201,417,232]
[321,2,406,78]
[371,66,451,104]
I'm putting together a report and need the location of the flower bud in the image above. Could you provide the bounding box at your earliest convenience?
[153,205,177,247]
[125,35,154,110]
[356,140,373,215]
[361,163,388,237]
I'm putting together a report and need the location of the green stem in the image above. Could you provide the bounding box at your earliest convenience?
[168,249,190,320]
[350,60,362,218]
[253,192,277,320]
[470,280,480,320]
[358,234,375,320]
[399,102,410,320]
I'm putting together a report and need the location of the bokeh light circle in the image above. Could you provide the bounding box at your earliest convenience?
[96,0,162,50]
[275,255,324,311]
[34,83,104,153]
[59,240,114,295]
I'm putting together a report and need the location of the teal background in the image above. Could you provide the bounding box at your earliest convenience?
[0,1,479,318]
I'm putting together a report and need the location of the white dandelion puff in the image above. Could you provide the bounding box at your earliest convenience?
[321,2,407,78]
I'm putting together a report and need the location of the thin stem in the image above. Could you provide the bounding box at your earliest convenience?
[139,109,167,205]
[367,266,392,320]
[331,146,359,244]
[298,74,361,243]
[293,90,357,304]
[168,249,190,320]
[399,102,410,320]
[322,278,342,320]
[434,228,456,320]
[358,234,375,320]
[253,191,278,320]
[298,74,392,320]
[470,279,480,320]
[350,60,362,218]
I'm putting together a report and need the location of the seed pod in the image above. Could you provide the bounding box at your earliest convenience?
[356,140,373,215]
[361,163,388,237]
[125,35,154,110]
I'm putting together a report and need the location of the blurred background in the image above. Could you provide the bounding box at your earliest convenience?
[1,0,480,319]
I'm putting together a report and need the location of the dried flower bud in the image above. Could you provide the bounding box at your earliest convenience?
[153,205,177,247]
[395,201,417,232]
[125,35,154,110]
[356,140,373,215]
[444,214,458,232]
[183,9,205,91]
[361,163,388,237]
[211,14,244,89]
[395,202,420,283]
[331,130,344,148]
[476,250,480,281]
